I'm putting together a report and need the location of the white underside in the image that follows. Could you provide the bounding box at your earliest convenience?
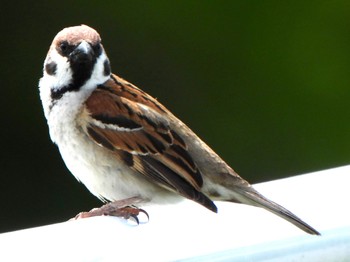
[48,91,180,205]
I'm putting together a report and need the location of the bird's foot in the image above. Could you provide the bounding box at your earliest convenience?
[71,196,149,224]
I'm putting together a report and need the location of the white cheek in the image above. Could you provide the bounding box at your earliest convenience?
[39,50,73,92]
[82,52,110,91]
[39,49,110,120]
[39,50,73,118]
[50,50,73,88]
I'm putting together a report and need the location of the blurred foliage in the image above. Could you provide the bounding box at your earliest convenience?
[1,1,349,232]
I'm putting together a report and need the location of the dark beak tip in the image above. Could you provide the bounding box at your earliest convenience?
[70,50,94,63]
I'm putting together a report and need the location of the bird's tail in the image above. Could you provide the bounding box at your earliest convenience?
[228,187,320,235]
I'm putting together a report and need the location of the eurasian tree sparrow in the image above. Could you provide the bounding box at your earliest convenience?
[39,25,320,235]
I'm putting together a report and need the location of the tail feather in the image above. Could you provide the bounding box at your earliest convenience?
[231,187,320,235]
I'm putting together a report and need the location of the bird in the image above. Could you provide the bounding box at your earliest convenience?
[39,24,320,235]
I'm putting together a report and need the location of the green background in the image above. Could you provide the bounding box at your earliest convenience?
[1,1,349,233]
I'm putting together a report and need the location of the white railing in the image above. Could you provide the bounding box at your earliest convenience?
[1,165,349,261]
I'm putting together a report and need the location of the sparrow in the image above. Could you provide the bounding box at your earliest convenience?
[39,25,320,235]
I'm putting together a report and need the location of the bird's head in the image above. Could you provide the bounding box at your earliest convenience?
[41,25,111,101]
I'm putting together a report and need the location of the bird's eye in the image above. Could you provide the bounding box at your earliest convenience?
[92,43,102,56]
[58,41,74,56]
[60,41,69,52]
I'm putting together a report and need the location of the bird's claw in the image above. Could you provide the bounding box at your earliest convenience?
[70,197,149,224]
[128,208,149,224]
[109,205,148,224]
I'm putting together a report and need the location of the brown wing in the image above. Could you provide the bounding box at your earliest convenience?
[84,74,217,212]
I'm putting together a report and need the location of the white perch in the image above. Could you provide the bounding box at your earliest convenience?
[1,165,349,261]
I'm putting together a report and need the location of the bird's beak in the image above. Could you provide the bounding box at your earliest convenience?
[76,41,91,54]
[70,41,94,63]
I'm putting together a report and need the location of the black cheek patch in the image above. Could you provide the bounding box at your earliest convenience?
[45,62,57,75]
[103,59,111,76]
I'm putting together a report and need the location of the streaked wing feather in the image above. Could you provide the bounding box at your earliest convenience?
[83,75,214,209]
[134,154,217,212]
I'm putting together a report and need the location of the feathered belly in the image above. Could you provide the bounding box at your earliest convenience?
[54,123,180,205]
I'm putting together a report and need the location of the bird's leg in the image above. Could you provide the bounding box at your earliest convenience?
[71,196,149,224]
